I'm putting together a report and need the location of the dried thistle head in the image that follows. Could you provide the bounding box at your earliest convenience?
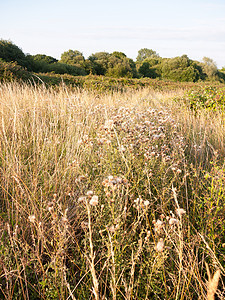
[28,215,35,224]
[155,238,165,252]
[90,195,99,206]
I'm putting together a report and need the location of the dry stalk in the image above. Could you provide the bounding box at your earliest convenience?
[86,201,99,300]
[206,262,220,300]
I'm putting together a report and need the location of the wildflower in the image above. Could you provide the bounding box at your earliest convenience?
[169,217,178,226]
[145,230,151,242]
[87,190,94,197]
[144,200,150,207]
[90,195,99,206]
[153,219,164,233]
[155,238,164,252]
[120,145,126,152]
[134,197,144,209]
[176,208,186,217]
[115,177,123,184]
[109,225,115,233]
[78,196,86,203]
[61,216,68,224]
[104,119,114,130]
[28,215,35,223]
[105,139,111,145]
[109,175,116,182]
[134,197,142,204]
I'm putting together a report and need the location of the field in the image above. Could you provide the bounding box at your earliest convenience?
[0,80,225,299]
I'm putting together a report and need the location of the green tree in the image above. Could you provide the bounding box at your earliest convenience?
[59,50,86,75]
[88,52,111,75]
[32,54,58,64]
[27,54,58,72]
[137,57,161,78]
[136,48,159,62]
[201,57,218,80]
[48,63,86,76]
[161,55,202,82]
[60,50,85,66]
[86,52,138,77]
[0,39,30,69]
[107,56,137,78]
[111,51,127,59]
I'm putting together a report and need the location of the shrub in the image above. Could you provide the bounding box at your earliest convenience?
[184,86,225,111]
[0,59,33,82]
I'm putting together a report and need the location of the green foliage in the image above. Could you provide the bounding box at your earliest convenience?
[200,57,221,81]
[111,51,127,59]
[60,49,85,65]
[48,62,86,76]
[32,54,58,64]
[27,54,86,76]
[0,59,33,81]
[1,39,224,84]
[0,39,29,68]
[37,74,196,92]
[88,52,138,78]
[161,55,203,82]
[137,57,162,78]
[88,52,111,75]
[27,54,58,72]
[136,48,159,62]
[184,86,225,111]
[59,49,87,75]
[107,55,138,78]
[137,55,210,82]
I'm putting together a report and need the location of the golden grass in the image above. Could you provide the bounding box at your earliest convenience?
[0,82,224,299]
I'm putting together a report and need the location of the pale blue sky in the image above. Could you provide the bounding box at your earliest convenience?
[1,0,225,67]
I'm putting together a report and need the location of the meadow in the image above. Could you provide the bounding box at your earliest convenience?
[0,81,224,299]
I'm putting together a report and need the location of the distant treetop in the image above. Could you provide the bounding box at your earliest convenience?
[136,48,159,62]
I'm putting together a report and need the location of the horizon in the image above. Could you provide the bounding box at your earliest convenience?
[1,0,225,68]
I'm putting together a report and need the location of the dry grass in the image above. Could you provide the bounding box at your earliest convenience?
[0,82,224,299]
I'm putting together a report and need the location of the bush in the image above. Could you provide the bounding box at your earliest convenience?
[184,86,225,111]
[0,59,33,82]
[161,55,203,82]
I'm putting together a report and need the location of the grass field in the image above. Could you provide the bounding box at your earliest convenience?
[0,81,224,299]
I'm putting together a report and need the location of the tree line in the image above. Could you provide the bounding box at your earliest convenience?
[0,39,225,83]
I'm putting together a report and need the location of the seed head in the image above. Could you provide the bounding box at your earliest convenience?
[87,190,94,198]
[176,208,186,217]
[155,238,164,252]
[144,200,150,207]
[90,195,99,206]
[28,215,35,224]
[169,217,178,226]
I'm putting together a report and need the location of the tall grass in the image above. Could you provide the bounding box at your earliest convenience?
[0,82,224,299]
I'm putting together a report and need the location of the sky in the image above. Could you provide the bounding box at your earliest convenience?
[1,0,225,68]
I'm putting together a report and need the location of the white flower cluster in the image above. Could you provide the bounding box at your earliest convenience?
[78,191,99,206]
[152,207,186,253]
